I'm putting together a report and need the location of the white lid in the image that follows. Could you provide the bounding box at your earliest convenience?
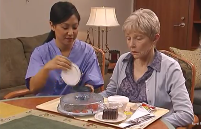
[61,63,81,86]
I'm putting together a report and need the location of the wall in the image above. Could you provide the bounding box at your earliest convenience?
[0,0,133,54]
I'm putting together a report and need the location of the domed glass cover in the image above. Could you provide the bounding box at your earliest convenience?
[58,92,104,116]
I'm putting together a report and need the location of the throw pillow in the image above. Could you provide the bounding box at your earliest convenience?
[169,47,201,89]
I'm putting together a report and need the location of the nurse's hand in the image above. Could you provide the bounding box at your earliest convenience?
[44,55,72,71]
[85,84,94,92]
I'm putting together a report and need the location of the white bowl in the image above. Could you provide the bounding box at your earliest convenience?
[108,95,129,110]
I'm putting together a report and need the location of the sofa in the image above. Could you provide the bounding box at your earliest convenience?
[169,47,201,122]
[0,33,47,99]
[0,33,109,99]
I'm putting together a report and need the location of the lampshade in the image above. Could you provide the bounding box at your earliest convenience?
[86,7,119,27]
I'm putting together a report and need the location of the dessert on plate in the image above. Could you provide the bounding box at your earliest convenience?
[101,101,123,120]
[102,108,118,120]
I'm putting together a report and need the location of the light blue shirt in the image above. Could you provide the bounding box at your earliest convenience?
[25,39,103,96]
[100,52,194,127]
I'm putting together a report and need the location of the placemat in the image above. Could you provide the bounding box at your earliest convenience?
[0,108,112,129]
[0,115,86,129]
[0,102,29,118]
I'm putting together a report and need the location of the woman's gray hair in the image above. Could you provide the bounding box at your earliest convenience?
[122,8,160,40]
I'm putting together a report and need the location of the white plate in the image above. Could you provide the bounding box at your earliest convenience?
[61,63,81,86]
[94,112,127,123]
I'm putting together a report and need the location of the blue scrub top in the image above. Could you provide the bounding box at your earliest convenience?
[25,39,104,96]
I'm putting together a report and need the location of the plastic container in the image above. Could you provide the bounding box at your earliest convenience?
[100,101,124,113]
[108,95,129,111]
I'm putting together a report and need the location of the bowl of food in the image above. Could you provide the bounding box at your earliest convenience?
[108,95,129,111]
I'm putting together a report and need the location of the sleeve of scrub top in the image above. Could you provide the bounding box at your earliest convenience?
[25,48,44,89]
[81,49,104,89]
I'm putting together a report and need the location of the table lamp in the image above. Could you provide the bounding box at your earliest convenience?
[86,7,119,53]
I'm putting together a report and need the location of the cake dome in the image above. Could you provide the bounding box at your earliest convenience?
[57,92,104,116]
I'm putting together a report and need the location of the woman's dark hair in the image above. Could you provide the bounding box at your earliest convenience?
[44,1,80,43]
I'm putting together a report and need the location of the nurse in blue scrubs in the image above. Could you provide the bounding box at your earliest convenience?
[25,1,104,96]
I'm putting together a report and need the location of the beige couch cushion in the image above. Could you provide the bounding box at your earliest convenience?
[18,33,49,63]
[18,32,87,63]
[0,38,28,89]
[169,47,201,89]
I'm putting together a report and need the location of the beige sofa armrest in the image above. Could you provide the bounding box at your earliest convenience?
[3,89,32,99]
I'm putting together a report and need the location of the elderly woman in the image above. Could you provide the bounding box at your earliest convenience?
[100,9,193,128]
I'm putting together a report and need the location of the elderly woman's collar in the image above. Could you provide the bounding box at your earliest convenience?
[149,50,162,72]
[122,49,162,72]
[123,53,133,61]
